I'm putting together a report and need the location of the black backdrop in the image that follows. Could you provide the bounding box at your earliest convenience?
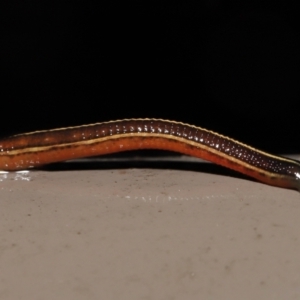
[2,2,299,154]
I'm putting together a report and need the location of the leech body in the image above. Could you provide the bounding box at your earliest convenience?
[0,119,299,191]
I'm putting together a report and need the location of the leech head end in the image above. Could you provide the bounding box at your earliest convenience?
[295,172,300,192]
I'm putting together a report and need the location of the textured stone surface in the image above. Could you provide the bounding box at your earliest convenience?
[0,156,300,300]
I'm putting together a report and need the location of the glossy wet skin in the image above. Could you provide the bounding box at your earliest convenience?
[0,119,299,191]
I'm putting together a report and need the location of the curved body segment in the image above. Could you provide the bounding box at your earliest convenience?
[0,119,299,191]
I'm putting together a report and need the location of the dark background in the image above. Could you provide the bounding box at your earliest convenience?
[1,2,299,154]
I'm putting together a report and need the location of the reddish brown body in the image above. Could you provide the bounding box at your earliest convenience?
[0,119,299,191]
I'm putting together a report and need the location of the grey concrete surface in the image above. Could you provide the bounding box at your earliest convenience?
[0,156,300,300]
